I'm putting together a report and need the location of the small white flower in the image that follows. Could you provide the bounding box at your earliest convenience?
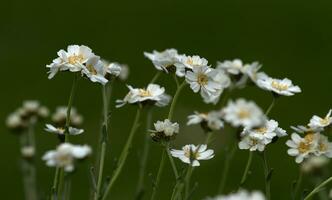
[314,134,332,158]
[205,190,266,200]
[47,45,95,79]
[45,124,84,135]
[116,84,171,108]
[291,125,323,134]
[239,134,267,152]
[21,146,35,158]
[6,112,24,130]
[23,100,40,114]
[106,62,122,77]
[222,99,265,128]
[144,49,183,76]
[52,106,83,127]
[203,69,231,104]
[187,111,224,131]
[301,156,329,173]
[81,56,109,85]
[186,66,222,102]
[308,109,332,129]
[216,59,245,75]
[286,133,319,163]
[175,55,208,71]
[151,119,179,142]
[170,144,214,167]
[118,64,129,81]
[257,76,301,96]
[42,143,92,172]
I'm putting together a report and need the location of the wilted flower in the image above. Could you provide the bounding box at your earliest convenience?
[308,109,332,129]
[52,106,83,127]
[185,66,222,102]
[187,111,224,131]
[222,99,265,128]
[44,124,84,136]
[257,76,301,96]
[144,49,183,76]
[205,190,265,200]
[150,119,179,142]
[42,143,92,172]
[170,144,214,167]
[116,84,171,108]
[47,45,95,79]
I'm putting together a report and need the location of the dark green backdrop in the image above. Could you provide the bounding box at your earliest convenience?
[1,0,332,199]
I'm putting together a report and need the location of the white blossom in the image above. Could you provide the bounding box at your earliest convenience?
[21,146,35,158]
[81,56,109,85]
[52,106,83,127]
[44,124,84,136]
[151,119,179,142]
[170,144,214,167]
[187,111,224,131]
[203,69,231,104]
[205,190,265,200]
[216,59,244,75]
[308,109,332,129]
[257,76,301,96]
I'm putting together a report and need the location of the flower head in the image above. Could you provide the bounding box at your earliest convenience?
[42,143,92,172]
[51,106,83,127]
[170,144,214,166]
[216,59,245,75]
[45,124,84,136]
[222,99,265,128]
[203,69,231,104]
[150,119,179,142]
[175,55,208,71]
[257,77,301,96]
[81,56,109,85]
[187,111,224,132]
[308,109,332,129]
[205,190,265,200]
[116,84,171,108]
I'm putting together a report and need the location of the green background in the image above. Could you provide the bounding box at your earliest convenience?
[1,0,332,199]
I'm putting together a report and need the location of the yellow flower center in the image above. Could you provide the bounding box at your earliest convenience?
[238,109,250,119]
[197,73,208,86]
[255,127,267,134]
[184,148,200,160]
[86,64,97,75]
[139,89,152,97]
[271,81,289,91]
[320,117,330,126]
[298,142,311,154]
[304,133,314,143]
[186,58,194,65]
[68,54,84,65]
[319,143,327,152]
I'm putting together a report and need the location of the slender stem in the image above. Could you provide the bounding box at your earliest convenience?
[166,146,179,179]
[240,151,253,186]
[204,132,213,144]
[262,151,271,200]
[135,110,153,199]
[150,71,162,84]
[184,166,193,199]
[65,73,79,142]
[293,169,303,200]
[102,108,141,200]
[168,81,186,120]
[94,142,106,200]
[304,176,332,200]
[265,96,276,116]
[150,149,166,200]
[218,143,237,193]
[51,167,60,200]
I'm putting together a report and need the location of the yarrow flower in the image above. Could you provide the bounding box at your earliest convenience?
[150,119,179,142]
[51,106,83,127]
[170,144,214,166]
[44,124,84,136]
[175,55,208,71]
[257,76,301,96]
[144,49,183,76]
[205,190,265,200]
[116,84,171,108]
[239,119,287,152]
[42,143,92,172]
[222,99,265,128]
[308,109,332,129]
[187,111,224,132]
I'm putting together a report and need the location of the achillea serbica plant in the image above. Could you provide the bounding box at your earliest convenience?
[5,45,332,200]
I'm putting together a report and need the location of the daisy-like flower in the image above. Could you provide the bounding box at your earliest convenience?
[286,133,319,163]
[205,190,265,200]
[144,49,183,76]
[175,55,208,71]
[47,45,95,79]
[239,134,267,152]
[185,66,222,101]
[216,59,245,75]
[187,111,224,131]
[116,84,171,108]
[170,144,214,167]
[203,69,231,104]
[52,106,83,127]
[150,119,179,142]
[291,125,323,134]
[44,124,84,136]
[314,134,332,158]
[101,60,122,78]
[81,56,109,85]
[257,76,301,96]
[308,109,332,129]
[222,99,265,128]
[118,64,129,81]
[42,143,92,172]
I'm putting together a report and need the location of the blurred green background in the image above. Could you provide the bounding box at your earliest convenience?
[1,0,332,199]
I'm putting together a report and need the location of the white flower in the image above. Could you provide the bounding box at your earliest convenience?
[52,106,83,127]
[42,143,92,172]
[301,156,329,173]
[116,84,171,108]
[205,190,265,200]
[118,64,129,81]
[81,56,109,85]
[286,133,319,163]
[216,59,245,75]
[291,125,323,134]
[21,146,35,158]
[47,45,95,79]
[23,100,40,114]
[239,134,267,152]
[203,69,231,104]
[45,124,84,136]
[175,55,208,71]
[222,99,265,128]
[106,62,122,77]
[6,112,24,130]
[314,134,332,158]
[187,111,224,131]
[186,66,222,101]
[153,119,179,136]
[308,109,332,129]
[170,144,214,167]
[144,49,183,76]
[257,76,301,96]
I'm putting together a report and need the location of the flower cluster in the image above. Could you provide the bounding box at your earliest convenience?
[187,111,224,132]
[42,143,91,172]
[150,119,179,142]
[47,45,126,85]
[286,109,332,163]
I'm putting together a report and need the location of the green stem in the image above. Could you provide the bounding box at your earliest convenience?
[150,149,166,200]
[184,166,193,199]
[101,108,142,200]
[262,151,271,200]
[204,132,213,144]
[265,96,276,116]
[51,167,60,200]
[65,73,79,143]
[150,71,162,84]
[240,151,253,186]
[218,143,237,194]
[168,81,186,120]
[293,169,303,200]
[94,142,106,200]
[166,145,179,179]
[304,176,332,200]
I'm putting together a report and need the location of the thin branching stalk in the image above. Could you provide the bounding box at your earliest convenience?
[292,169,303,200]
[101,107,142,200]
[204,131,213,144]
[239,151,253,186]
[262,151,271,200]
[168,81,187,120]
[218,143,237,193]
[304,176,332,200]
[166,146,179,179]
[51,167,60,200]
[150,149,166,200]
[184,166,193,199]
